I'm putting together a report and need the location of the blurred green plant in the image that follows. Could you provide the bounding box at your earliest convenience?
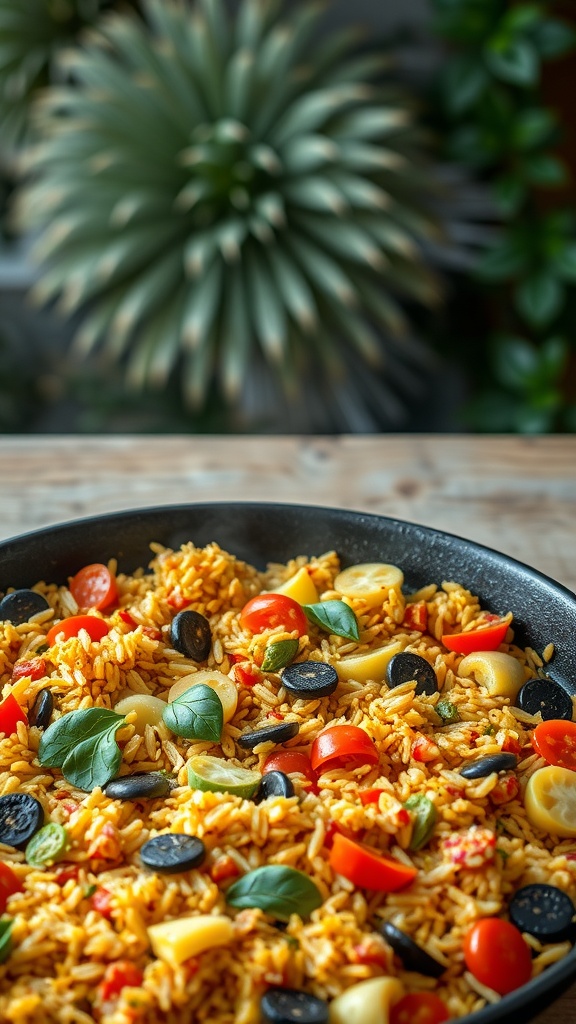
[16,0,453,431]
[431,0,576,432]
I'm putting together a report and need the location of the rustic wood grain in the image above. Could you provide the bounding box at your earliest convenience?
[0,433,574,1022]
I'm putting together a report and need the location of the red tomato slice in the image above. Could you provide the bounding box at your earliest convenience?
[0,693,27,736]
[329,832,417,891]
[391,993,450,1024]
[0,861,23,913]
[46,615,110,646]
[263,750,317,787]
[311,725,379,772]
[532,719,576,772]
[69,563,118,611]
[463,918,532,995]
[442,618,510,654]
[239,594,308,637]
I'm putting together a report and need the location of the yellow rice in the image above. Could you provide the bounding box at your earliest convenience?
[0,541,574,1024]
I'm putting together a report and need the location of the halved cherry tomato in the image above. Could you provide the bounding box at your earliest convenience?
[391,993,450,1024]
[263,750,317,787]
[0,693,27,735]
[46,615,110,646]
[463,918,532,995]
[98,960,143,1001]
[69,564,118,611]
[0,862,23,913]
[329,832,417,891]
[442,618,509,654]
[311,725,379,772]
[239,594,308,636]
[532,719,576,772]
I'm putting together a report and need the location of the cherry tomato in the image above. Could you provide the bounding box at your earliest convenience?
[329,832,417,891]
[463,918,532,995]
[239,594,308,636]
[98,960,143,1001]
[391,993,450,1024]
[69,563,118,611]
[263,750,317,787]
[532,719,576,772]
[46,615,110,646]
[442,618,509,654]
[0,862,23,913]
[0,693,27,736]
[310,725,379,772]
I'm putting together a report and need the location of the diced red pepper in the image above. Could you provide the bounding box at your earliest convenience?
[351,938,390,968]
[402,602,428,632]
[412,735,440,763]
[501,735,522,756]
[0,862,23,913]
[0,693,28,735]
[442,828,496,868]
[234,662,261,688]
[210,855,240,884]
[490,774,520,806]
[11,658,46,682]
[167,590,190,611]
[323,820,357,850]
[118,610,138,628]
[98,960,144,1001]
[442,618,510,654]
[55,865,80,886]
[266,710,284,721]
[360,788,385,806]
[91,886,114,919]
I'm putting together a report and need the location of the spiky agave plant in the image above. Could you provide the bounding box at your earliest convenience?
[20,0,445,429]
[0,0,127,154]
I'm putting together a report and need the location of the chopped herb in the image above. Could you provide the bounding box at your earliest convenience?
[83,884,97,899]
[0,919,12,964]
[435,699,460,724]
[496,847,510,862]
[35,644,50,655]
[484,724,496,736]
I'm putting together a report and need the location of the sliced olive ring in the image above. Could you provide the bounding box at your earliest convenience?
[28,689,55,730]
[254,771,295,803]
[509,883,576,942]
[140,833,206,873]
[261,986,329,1024]
[281,662,339,699]
[517,677,573,721]
[380,921,445,977]
[0,589,50,625]
[170,610,212,661]
[104,772,171,801]
[459,753,518,779]
[386,652,438,696]
[0,792,44,849]
[238,721,299,749]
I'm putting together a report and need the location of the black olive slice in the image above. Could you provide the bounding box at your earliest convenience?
[459,753,518,779]
[509,884,576,942]
[254,771,295,804]
[28,689,54,730]
[0,590,50,625]
[261,987,329,1024]
[281,662,339,699]
[140,833,206,873]
[386,653,438,696]
[0,792,44,849]
[238,721,299,749]
[170,610,212,661]
[380,921,445,977]
[517,678,573,721]
[104,772,171,801]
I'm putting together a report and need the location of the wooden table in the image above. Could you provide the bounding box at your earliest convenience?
[0,433,575,1022]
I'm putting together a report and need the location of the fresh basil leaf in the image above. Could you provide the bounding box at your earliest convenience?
[162,683,223,741]
[38,707,127,790]
[303,600,360,642]
[39,708,125,769]
[404,794,437,852]
[0,919,12,964]
[226,865,322,921]
[261,638,299,673]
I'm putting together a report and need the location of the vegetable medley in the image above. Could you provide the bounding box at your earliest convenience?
[0,549,575,1024]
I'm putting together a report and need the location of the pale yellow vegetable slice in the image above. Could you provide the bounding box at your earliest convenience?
[113,694,167,733]
[148,914,233,966]
[329,977,404,1024]
[458,651,525,699]
[334,563,404,608]
[187,755,260,798]
[272,566,319,605]
[524,765,576,838]
[336,641,404,683]
[168,670,238,723]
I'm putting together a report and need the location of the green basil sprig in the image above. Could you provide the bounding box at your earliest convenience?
[226,865,322,921]
[162,684,223,741]
[404,794,437,851]
[261,638,299,673]
[39,707,127,791]
[0,919,12,964]
[303,600,360,642]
